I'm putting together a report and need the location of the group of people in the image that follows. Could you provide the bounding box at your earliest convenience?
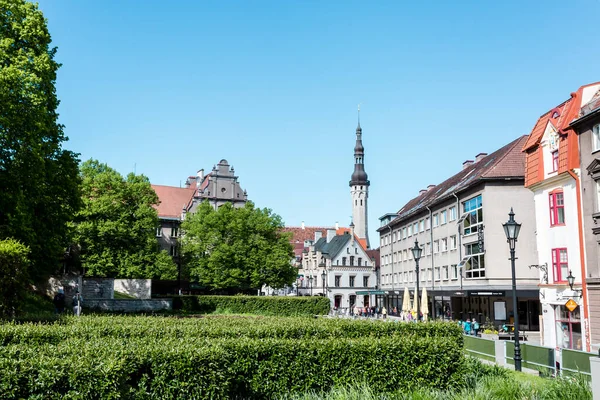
[52,288,84,316]
[459,318,480,336]
[350,305,388,319]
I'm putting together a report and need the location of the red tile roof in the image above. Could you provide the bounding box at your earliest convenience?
[282,226,335,244]
[336,227,368,251]
[380,135,527,229]
[151,185,195,219]
[366,248,380,268]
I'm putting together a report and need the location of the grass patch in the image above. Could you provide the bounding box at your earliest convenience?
[113,291,137,299]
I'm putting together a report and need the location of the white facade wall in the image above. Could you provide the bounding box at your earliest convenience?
[351,184,369,247]
[532,174,587,349]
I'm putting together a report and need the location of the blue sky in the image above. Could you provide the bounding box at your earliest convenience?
[37,0,600,244]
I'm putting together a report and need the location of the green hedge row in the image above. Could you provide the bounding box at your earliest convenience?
[0,335,465,399]
[0,316,463,346]
[172,295,331,316]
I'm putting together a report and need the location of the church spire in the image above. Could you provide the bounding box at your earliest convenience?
[350,106,368,187]
[349,108,370,248]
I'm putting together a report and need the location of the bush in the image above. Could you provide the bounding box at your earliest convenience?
[0,239,30,319]
[172,295,331,316]
[0,317,466,399]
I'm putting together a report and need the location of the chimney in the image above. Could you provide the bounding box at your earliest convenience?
[349,222,355,243]
[326,229,336,243]
[475,153,488,163]
[462,160,474,170]
[419,189,427,195]
[197,169,204,180]
[427,184,435,191]
[335,221,339,230]
[301,221,305,229]
[314,231,322,241]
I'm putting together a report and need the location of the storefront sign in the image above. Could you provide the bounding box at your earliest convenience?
[565,298,578,312]
[468,291,505,297]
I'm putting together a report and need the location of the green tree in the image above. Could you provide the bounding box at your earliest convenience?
[0,0,81,280]
[181,201,295,291]
[0,239,30,318]
[72,159,176,279]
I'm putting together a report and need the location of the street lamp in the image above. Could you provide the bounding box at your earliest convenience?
[411,240,423,321]
[503,208,522,372]
[321,270,326,296]
[309,275,313,296]
[567,270,575,291]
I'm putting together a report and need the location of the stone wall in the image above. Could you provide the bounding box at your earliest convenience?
[82,278,114,299]
[114,279,151,299]
[46,275,82,300]
[85,299,172,313]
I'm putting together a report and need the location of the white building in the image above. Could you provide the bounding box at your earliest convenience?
[299,226,377,310]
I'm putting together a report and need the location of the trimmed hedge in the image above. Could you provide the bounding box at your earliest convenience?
[0,317,465,398]
[0,316,464,345]
[172,295,331,316]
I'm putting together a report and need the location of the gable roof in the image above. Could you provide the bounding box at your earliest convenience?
[282,226,335,244]
[314,233,364,260]
[151,185,195,219]
[336,227,368,250]
[380,135,527,230]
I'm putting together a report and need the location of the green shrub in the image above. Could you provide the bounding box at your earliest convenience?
[0,317,465,399]
[172,295,331,316]
[0,239,30,319]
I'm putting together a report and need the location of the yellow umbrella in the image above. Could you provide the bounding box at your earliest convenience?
[410,286,418,315]
[402,287,410,313]
[421,287,429,322]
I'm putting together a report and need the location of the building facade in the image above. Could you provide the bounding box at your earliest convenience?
[378,136,540,328]
[523,83,600,352]
[151,159,248,270]
[571,86,600,348]
[300,226,377,310]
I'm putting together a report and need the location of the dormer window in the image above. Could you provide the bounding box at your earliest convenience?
[551,150,559,172]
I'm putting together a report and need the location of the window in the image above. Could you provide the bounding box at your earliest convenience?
[556,305,582,350]
[441,210,447,225]
[552,248,568,282]
[463,195,483,235]
[403,249,408,261]
[433,213,439,227]
[349,276,355,287]
[435,267,440,281]
[551,150,559,172]
[451,264,458,280]
[426,268,432,281]
[593,124,600,152]
[350,256,354,266]
[443,265,449,280]
[413,222,418,235]
[358,257,362,266]
[156,226,163,237]
[342,257,347,265]
[403,227,407,239]
[441,238,448,252]
[408,225,413,236]
[426,242,431,255]
[450,235,457,250]
[596,181,600,212]
[419,219,425,232]
[550,191,565,226]
[434,240,440,253]
[465,243,485,278]
[169,245,178,257]
[335,276,341,287]
[425,217,430,230]
[363,276,369,287]
[171,227,178,237]
[449,206,457,221]
[355,248,358,254]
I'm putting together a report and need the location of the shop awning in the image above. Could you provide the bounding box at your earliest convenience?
[356,290,387,295]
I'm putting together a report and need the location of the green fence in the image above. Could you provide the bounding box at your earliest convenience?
[505,342,555,375]
[562,349,593,378]
[464,336,495,362]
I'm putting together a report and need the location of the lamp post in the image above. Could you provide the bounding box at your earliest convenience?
[309,275,313,296]
[322,270,326,296]
[503,208,522,372]
[411,240,423,321]
[567,270,575,291]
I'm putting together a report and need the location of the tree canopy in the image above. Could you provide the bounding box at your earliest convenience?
[0,0,81,280]
[0,239,30,318]
[72,159,176,279]
[181,201,295,291]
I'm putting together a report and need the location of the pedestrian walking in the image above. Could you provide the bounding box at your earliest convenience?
[53,288,65,314]
[72,290,83,316]
[382,306,387,320]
